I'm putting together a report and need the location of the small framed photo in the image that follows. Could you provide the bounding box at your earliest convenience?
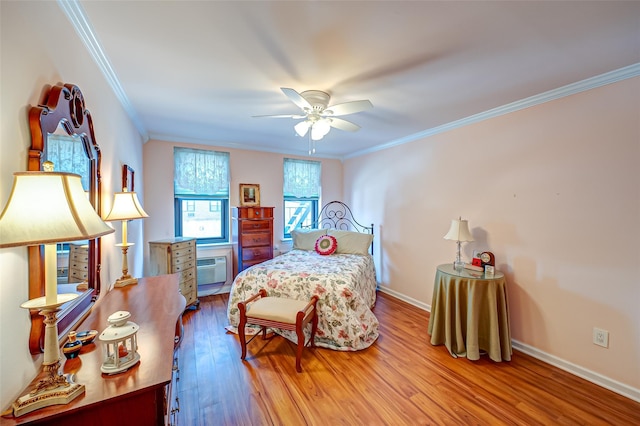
[122,165,135,192]
[484,265,495,276]
[239,183,260,207]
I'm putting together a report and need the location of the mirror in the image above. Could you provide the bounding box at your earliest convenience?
[27,83,103,354]
[48,132,91,290]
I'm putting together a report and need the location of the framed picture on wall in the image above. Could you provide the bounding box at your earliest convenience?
[239,183,260,207]
[122,164,135,192]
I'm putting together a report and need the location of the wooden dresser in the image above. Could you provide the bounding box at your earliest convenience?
[0,274,186,426]
[68,243,89,284]
[148,237,199,309]
[232,206,274,274]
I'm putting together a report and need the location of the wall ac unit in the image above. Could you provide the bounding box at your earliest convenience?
[197,256,227,286]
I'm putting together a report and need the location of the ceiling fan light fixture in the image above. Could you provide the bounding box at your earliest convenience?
[257,88,372,149]
[310,125,323,141]
[294,120,310,137]
[311,118,331,140]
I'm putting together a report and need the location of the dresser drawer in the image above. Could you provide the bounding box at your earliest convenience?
[180,277,195,294]
[70,252,88,262]
[235,206,273,219]
[242,259,268,269]
[240,219,271,233]
[241,232,271,248]
[69,261,88,273]
[173,258,195,273]
[242,246,272,261]
[171,250,196,266]
[169,242,195,258]
[176,268,195,282]
[180,279,197,305]
[70,269,88,281]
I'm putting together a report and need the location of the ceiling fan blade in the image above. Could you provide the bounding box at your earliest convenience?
[252,114,306,119]
[281,87,312,111]
[324,100,372,116]
[329,117,361,132]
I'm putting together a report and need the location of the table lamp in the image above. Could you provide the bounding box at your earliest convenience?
[443,217,474,270]
[0,167,114,417]
[104,189,148,287]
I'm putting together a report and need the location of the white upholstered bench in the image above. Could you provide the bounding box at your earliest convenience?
[238,289,319,372]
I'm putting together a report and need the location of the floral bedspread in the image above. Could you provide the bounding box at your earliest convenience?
[226,249,379,351]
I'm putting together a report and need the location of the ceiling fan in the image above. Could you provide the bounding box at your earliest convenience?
[254,88,373,141]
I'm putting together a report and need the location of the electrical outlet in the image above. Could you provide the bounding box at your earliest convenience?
[593,327,609,348]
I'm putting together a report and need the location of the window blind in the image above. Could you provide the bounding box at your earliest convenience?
[47,134,90,190]
[283,158,321,198]
[174,147,230,196]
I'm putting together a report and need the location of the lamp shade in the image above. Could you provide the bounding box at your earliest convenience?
[0,171,114,248]
[104,191,149,222]
[294,120,310,137]
[311,118,331,140]
[443,218,474,242]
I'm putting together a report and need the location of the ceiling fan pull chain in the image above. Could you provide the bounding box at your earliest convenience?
[307,131,316,156]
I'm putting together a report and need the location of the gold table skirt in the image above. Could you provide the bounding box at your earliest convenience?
[428,264,512,362]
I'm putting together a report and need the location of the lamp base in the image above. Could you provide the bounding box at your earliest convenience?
[12,361,85,417]
[453,259,465,271]
[114,275,138,288]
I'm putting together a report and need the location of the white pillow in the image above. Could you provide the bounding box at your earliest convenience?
[291,229,327,251]
[327,230,373,255]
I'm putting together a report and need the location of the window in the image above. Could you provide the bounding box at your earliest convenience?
[47,134,90,190]
[174,148,230,244]
[283,158,321,238]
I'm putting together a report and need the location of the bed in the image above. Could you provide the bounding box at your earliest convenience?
[226,201,379,351]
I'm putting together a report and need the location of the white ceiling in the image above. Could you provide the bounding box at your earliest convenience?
[68,1,640,159]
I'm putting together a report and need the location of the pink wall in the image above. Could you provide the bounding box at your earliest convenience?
[142,140,343,273]
[344,77,640,394]
[0,1,145,407]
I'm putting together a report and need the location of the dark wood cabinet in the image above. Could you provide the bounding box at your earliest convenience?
[232,206,274,274]
[0,274,186,425]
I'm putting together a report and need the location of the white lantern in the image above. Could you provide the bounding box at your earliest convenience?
[99,311,140,374]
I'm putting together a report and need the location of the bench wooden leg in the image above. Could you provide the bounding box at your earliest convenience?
[238,302,247,361]
[310,306,318,348]
[295,314,305,373]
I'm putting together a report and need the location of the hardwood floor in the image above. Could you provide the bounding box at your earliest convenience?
[176,292,640,425]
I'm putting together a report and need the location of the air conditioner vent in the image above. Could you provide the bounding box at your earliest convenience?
[197,256,226,286]
[197,257,218,267]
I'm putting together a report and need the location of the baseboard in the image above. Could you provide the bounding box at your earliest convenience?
[376,286,640,403]
[511,340,640,403]
[377,286,430,312]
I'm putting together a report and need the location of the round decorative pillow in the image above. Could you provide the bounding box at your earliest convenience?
[315,235,338,256]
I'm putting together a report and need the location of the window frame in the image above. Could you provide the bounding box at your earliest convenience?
[283,196,319,239]
[174,196,229,244]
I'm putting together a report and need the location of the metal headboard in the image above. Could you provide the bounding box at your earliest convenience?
[306,201,374,255]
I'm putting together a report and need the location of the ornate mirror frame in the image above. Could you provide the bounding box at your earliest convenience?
[27,83,103,354]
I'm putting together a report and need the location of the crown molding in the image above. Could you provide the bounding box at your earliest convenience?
[57,0,149,141]
[345,63,640,160]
